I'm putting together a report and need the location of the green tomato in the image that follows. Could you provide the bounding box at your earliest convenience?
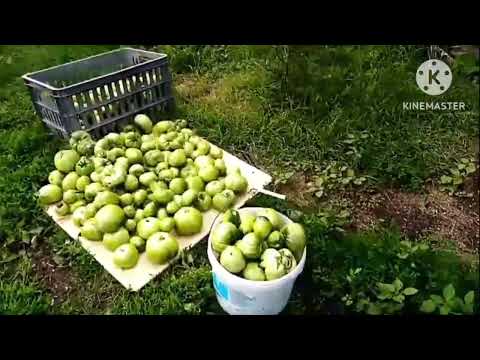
[81,218,103,241]
[106,147,125,162]
[212,192,232,212]
[141,140,157,153]
[194,155,215,169]
[191,150,201,159]
[95,204,125,233]
[63,189,79,204]
[143,201,158,218]
[129,236,146,253]
[173,194,184,207]
[62,172,80,191]
[152,189,174,205]
[84,183,104,202]
[38,184,62,205]
[139,172,157,187]
[220,246,246,274]
[193,192,212,212]
[196,141,210,155]
[168,149,187,167]
[169,178,187,195]
[189,135,201,146]
[235,233,263,259]
[113,243,139,269]
[141,134,154,143]
[260,249,287,280]
[150,181,168,193]
[125,148,143,164]
[133,189,148,206]
[239,213,255,234]
[72,206,88,227]
[76,175,91,191]
[103,227,129,252]
[209,145,223,159]
[134,209,145,222]
[182,189,198,206]
[211,222,239,253]
[253,216,273,240]
[155,162,169,174]
[124,174,139,192]
[214,159,226,175]
[186,176,204,192]
[165,131,177,141]
[174,207,203,235]
[125,219,137,233]
[153,120,174,136]
[281,223,306,262]
[223,189,236,205]
[124,132,141,148]
[181,164,198,178]
[242,262,266,281]
[48,170,64,186]
[76,139,95,156]
[181,128,193,138]
[90,172,101,183]
[205,180,225,197]
[158,169,175,182]
[123,205,136,219]
[144,150,164,167]
[92,157,107,170]
[115,157,129,171]
[223,209,241,227]
[258,208,284,230]
[94,191,120,209]
[199,165,219,182]
[120,193,134,206]
[158,217,175,232]
[146,232,179,265]
[105,133,121,146]
[75,156,94,176]
[54,150,80,173]
[129,164,144,177]
[266,230,285,250]
[183,142,195,157]
[225,173,248,193]
[279,248,297,273]
[137,217,161,239]
[166,201,181,215]
[84,203,97,219]
[170,138,183,150]
[70,199,86,213]
[54,201,70,216]
[134,114,153,134]
[157,208,168,219]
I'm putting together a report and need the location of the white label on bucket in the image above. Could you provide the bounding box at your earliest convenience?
[212,273,230,301]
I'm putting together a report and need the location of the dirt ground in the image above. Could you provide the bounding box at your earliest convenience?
[276,171,479,253]
[31,246,76,304]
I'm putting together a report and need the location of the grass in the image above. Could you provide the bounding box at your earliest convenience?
[0,45,478,315]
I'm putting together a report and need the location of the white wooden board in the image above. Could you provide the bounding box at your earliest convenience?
[46,145,272,292]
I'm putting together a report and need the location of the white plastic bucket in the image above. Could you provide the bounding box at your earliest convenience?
[207,207,306,315]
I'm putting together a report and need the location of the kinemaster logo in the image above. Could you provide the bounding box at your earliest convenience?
[403,59,466,111]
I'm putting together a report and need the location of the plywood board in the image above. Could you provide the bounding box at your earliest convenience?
[46,145,272,291]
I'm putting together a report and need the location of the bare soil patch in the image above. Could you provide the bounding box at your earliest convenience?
[345,186,479,253]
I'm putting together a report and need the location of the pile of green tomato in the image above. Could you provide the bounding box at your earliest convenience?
[211,208,306,281]
[37,115,249,270]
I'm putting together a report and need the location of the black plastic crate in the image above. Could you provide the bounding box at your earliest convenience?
[22,47,175,139]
